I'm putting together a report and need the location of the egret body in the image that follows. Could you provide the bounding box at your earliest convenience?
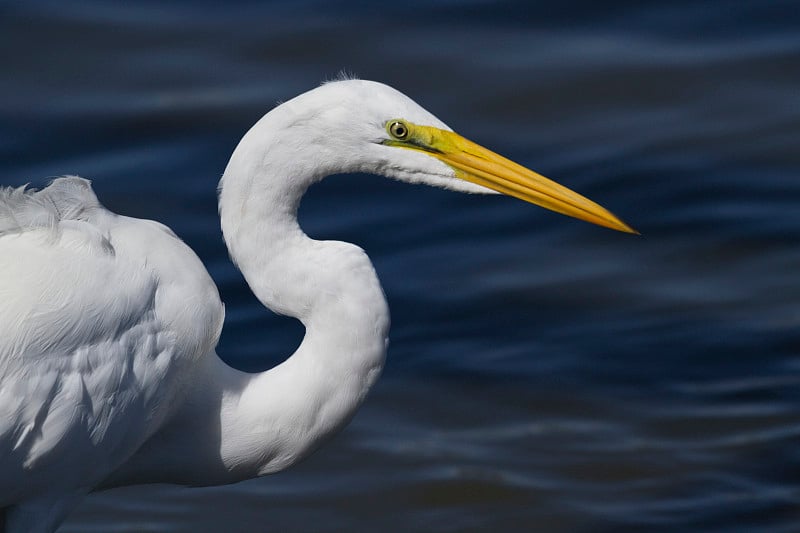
[0,80,633,532]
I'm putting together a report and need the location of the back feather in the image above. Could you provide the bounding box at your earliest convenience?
[0,177,100,237]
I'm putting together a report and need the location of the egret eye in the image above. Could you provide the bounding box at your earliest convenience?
[388,121,409,140]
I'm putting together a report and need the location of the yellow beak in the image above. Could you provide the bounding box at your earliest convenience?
[393,123,637,234]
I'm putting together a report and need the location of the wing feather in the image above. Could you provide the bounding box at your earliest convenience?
[0,177,224,506]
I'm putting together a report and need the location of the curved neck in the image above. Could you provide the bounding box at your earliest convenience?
[107,115,390,489]
[211,116,389,478]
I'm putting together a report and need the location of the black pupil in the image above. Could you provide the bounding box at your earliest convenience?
[394,124,405,137]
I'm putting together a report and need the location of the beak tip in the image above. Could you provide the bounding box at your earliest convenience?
[607,219,640,235]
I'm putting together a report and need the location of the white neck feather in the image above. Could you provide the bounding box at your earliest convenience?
[216,116,390,476]
[105,105,389,487]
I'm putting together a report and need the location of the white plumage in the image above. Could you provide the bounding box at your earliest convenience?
[0,80,632,532]
[0,177,224,531]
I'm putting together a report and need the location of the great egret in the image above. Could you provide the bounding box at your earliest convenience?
[0,79,634,532]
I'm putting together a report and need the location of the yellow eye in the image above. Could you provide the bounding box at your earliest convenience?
[388,120,409,140]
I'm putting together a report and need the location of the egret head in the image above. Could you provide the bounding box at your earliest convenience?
[245,79,636,234]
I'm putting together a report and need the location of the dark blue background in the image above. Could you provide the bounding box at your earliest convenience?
[2,1,799,531]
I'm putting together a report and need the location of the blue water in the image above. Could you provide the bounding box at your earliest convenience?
[2,1,800,531]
